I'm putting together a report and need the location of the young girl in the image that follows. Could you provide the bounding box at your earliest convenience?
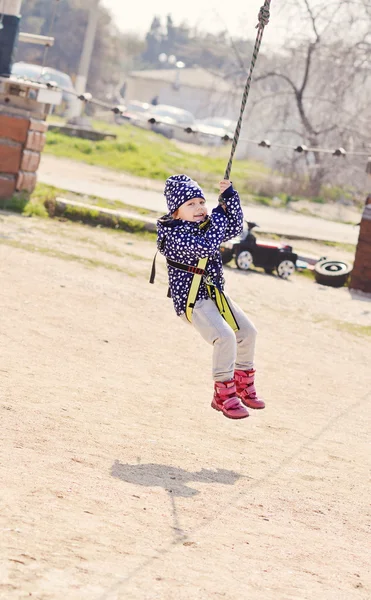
[155,174,264,420]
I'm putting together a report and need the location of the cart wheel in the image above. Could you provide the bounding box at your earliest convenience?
[314,259,352,288]
[220,249,234,265]
[235,250,253,271]
[277,260,295,279]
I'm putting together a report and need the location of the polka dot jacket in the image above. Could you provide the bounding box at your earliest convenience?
[157,185,244,316]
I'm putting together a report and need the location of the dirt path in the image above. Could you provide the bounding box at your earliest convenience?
[1,212,370,600]
[38,154,361,245]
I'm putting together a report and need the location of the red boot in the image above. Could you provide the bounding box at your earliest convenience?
[234,369,265,409]
[211,379,249,419]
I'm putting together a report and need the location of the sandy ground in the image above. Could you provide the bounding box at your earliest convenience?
[1,211,370,600]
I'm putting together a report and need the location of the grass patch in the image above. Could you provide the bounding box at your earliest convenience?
[44,119,362,209]
[317,240,356,254]
[34,182,159,218]
[0,183,157,239]
[44,122,270,195]
[0,184,63,218]
[251,194,273,206]
[294,267,314,279]
[74,193,158,217]
[44,197,157,237]
[312,315,371,337]
[0,193,30,213]
[324,318,371,337]
[334,320,371,337]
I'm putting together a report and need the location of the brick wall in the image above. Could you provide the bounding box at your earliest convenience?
[0,113,48,198]
[349,196,371,293]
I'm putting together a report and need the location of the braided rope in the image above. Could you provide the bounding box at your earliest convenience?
[223,0,271,184]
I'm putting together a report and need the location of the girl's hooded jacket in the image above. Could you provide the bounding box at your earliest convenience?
[157,185,243,316]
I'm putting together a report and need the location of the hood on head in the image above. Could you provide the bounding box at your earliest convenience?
[164,174,205,214]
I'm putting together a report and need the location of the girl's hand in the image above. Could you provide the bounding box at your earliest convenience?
[219,179,232,194]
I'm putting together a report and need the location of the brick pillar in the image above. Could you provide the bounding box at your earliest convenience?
[349,195,371,293]
[0,113,47,198]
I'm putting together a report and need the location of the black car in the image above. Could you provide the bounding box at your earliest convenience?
[220,221,298,279]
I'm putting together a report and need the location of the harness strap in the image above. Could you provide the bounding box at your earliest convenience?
[150,217,238,329]
[167,257,239,331]
[149,251,158,284]
[167,258,207,276]
[184,257,208,323]
[205,281,239,332]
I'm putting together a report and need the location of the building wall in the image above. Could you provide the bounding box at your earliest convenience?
[0,112,47,198]
[124,76,241,120]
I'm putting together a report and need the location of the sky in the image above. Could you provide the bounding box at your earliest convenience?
[100,0,290,46]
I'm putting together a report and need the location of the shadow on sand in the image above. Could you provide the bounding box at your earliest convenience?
[111,460,242,498]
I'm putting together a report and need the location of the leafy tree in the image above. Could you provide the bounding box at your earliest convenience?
[141,16,163,66]
[140,13,253,74]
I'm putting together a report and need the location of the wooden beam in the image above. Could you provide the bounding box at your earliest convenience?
[18,32,55,47]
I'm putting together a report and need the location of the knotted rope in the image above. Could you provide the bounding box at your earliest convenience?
[223,0,271,184]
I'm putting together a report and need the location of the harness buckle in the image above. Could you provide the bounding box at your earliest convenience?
[188,266,205,275]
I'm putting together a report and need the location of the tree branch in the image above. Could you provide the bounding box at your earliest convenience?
[298,41,316,97]
[303,0,320,41]
[253,72,299,94]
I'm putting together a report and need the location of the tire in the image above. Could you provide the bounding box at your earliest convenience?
[235,250,253,271]
[277,260,296,279]
[314,259,352,288]
[221,249,234,265]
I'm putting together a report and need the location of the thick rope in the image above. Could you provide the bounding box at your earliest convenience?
[223,0,271,184]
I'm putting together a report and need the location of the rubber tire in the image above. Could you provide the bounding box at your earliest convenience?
[314,259,352,288]
[235,250,253,271]
[277,259,296,279]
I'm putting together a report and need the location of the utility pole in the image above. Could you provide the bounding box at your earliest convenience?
[68,0,99,120]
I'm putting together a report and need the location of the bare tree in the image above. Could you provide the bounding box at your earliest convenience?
[244,0,371,196]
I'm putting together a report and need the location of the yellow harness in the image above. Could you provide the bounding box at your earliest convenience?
[184,218,239,330]
[184,256,239,331]
[150,219,239,331]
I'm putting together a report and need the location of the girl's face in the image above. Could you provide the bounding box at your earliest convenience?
[173,197,208,222]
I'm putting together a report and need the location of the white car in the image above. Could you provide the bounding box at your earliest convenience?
[11,62,75,115]
[195,117,236,146]
[146,104,197,142]
[114,100,151,126]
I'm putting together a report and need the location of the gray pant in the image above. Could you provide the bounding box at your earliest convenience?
[181,296,257,382]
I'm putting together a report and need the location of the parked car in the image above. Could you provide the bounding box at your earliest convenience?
[220,221,298,279]
[114,100,151,125]
[195,117,236,146]
[11,62,75,115]
[146,104,197,142]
